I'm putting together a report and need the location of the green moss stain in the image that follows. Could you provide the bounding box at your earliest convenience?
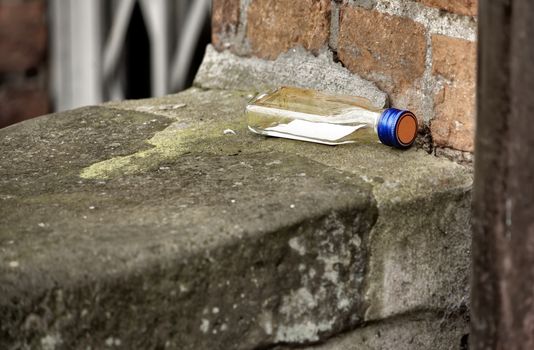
[80,130,184,179]
[81,154,141,179]
[79,89,253,179]
[80,119,244,180]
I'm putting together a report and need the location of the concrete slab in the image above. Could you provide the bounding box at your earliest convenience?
[0,88,471,349]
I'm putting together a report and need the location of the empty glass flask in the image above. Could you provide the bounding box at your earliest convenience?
[246,86,418,148]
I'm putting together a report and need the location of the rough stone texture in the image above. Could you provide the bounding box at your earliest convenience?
[0,0,47,72]
[0,90,376,349]
[337,6,427,119]
[416,0,478,17]
[211,0,240,51]
[246,0,331,59]
[278,313,468,350]
[195,45,389,108]
[0,85,472,349]
[430,35,476,152]
[364,181,471,320]
[0,85,50,128]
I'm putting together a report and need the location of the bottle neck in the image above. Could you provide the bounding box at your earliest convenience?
[373,110,385,134]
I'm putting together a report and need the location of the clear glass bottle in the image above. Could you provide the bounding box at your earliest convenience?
[246,86,418,148]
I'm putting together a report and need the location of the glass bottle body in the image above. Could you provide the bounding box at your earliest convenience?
[246,86,385,145]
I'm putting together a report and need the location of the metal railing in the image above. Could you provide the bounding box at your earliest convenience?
[49,0,211,112]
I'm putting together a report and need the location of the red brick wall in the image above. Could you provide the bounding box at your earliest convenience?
[0,0,49,129]
[212,0,478,154]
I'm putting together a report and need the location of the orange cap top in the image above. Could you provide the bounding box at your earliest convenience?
[396,113,418,146]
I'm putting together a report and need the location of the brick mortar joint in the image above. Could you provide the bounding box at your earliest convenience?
[420,29,438,125]
[328,1,341,51]
[234,0,256,56]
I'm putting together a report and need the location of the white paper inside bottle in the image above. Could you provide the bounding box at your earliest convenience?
[264,119,365,143]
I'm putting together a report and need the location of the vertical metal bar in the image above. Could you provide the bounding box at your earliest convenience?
[472,0,534,349]
[51,0,208,109]
[69,0,103,108]
[50,0,103,111]
[50,0,71,111]
[140,0,169,97]
[103,0,136,79]
[170,0,210,92]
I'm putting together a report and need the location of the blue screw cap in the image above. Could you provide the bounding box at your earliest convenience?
[377,108,418,149]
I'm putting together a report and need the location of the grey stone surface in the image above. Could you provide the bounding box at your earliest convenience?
[278,312,468,350]
[194,45,389,108]
[0,88,472,349]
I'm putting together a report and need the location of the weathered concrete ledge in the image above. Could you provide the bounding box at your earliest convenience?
[280,312,469,350]
[0,87,471,349]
